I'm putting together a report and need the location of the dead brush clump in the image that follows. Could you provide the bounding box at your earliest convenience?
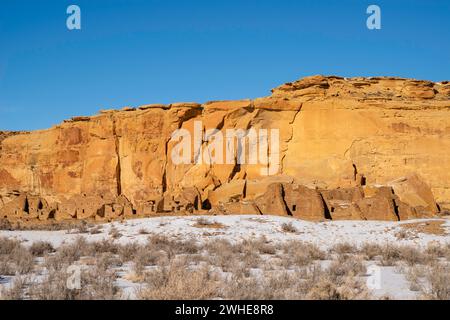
[424,242,448,260]
[331,242,358,255]
[10,246,35,274]
[327,254,366,279]
[28,266,120,300]
[96,252,122,271]
[400,220,448,237]
[0,276,27,300]
[224,271,301,300]
[147,234,173,251]
[138,228,150,235]
[306,273,370,300]
[405,265,426,292]
[421,264,450,300]
[43,237,89,271]
[205,239,240,272]
[118,242,140,263]
[171,238,200,255]
[397,245,428,266]
[0,237,21,255]
[108,226,122,239]
[359,243,383,260]
[0,238,35,275]
[299,257,369,300]
[133,247,167,276]
[223,258,370,300]
[280,241,326,267]
[29,241,55,256]
[240,249,262,269]
[378,244,402,266]
[27,267,77,300]
[90,239,120,255]
[242,237,277,255]
[89,225,103,234]
[376,244,429,266]
[137,262,219,300]
[281,222,297,233]
[193,217,225,229]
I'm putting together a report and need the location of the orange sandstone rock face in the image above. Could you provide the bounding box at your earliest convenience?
[0,75,449,222]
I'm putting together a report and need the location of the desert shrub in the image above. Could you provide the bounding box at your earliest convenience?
[96,252,121,271]
[133,247,166,275]
[406,266,425,292]
[423,264,450,300]
[29,241,55,256]
[327,254,366,279]
[397,246,427,266]
[108,226,122,239]
[137,262,218,300]
[28,266,119,300]
[359,243,383,260]
[0,237,21,255]
[89,225,103,234]
[331,242,357,255]
[281,222,297,233]
[91,239,120,255]
[0,239,34,275]
[378,244,402,266]
[138,228,149,235]
[306,274,369,300]
[118,242,140,262]
[280,241,326,267]
[0,276,27,300]
[224,270,312,300]
[44,237,88,271]
[10,247,35,274]
[195,217,214,226]
[424,243,446,259]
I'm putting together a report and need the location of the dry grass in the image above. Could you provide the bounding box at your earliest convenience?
[108,226,122,239]
[423,264,450,300]
[0,237,35,275]
[399,220,448,236]
[138,228,150,235]
[137,262,219,300]
[193,217,226,229]
[29,241,55,256]
[280,222,297,233]
[1,233,450,300]
[331,242,357,255]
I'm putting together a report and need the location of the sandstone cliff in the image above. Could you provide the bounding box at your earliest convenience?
[1,75,449,223]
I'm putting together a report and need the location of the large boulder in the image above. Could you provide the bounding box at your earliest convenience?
[254,183,289,216]
[357,186,398,221]
[283,184,325,220]
[388,174,439,217]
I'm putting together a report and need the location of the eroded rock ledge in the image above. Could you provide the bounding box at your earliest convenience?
[0,75,449,223]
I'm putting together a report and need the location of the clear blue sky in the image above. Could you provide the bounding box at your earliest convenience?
[0,0,449,131]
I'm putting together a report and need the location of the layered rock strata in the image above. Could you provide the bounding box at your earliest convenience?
[0,76,449,222]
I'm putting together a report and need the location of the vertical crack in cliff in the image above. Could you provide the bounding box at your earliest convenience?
[111,114,122,196]
[280,105,302,173]
[162,138,169,193]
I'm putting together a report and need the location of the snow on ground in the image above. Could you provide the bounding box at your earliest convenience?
[1,215,449,249]
[1,215,449,300]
